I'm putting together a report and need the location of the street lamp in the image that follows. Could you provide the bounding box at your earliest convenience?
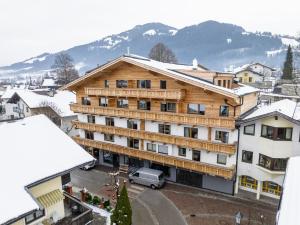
[235,211,243,225]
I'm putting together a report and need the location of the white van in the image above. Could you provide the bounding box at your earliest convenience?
[128,167,165,189]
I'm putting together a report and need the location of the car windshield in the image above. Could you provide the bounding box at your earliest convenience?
[158,173,164,180]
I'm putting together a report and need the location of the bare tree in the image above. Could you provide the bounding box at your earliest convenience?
[148,43,178,63]
[51,53,79,85]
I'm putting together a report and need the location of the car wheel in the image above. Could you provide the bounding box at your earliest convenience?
[150,184,156,190]
[129,179,134,184]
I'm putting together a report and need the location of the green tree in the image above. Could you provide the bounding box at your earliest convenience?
[111,185,132,225]
[282,45,294,80]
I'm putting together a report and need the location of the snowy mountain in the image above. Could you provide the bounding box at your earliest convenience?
[0,20,299,78]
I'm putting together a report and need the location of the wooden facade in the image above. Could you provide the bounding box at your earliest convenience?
[73,120,236,154]
[73,136,235,179]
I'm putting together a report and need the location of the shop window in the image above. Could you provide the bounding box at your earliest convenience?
[240,176,258,190]
[262,181,282,196]
[103,151,113,164]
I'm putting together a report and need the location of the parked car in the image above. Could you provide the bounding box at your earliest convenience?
[80,161,96,170]
[128,167,165,189]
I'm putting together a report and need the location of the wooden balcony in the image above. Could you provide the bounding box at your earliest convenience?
[70,104,235,129]
[73,136,235,179]
[73,121,236,155]
[85,87,186,100]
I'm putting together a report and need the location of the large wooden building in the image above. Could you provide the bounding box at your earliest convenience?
[64,55,259,194]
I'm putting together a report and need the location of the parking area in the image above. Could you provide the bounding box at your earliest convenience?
[70,166,278,225]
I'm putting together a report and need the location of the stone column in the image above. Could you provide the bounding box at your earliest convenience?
[235,176,239,194]
[256,181,261,200]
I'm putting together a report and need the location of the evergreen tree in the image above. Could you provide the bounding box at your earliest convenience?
[149,43,178,63]
[282,45,294,80]
[111,185,132,225]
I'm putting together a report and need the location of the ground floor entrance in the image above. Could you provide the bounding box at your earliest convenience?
[176,169,203,188]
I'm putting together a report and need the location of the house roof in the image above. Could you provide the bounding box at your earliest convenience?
[62,54,258,101]
[250,62,276,71]
[277,156,300,225]
[42,78,59,87]
[0,115,94,224]
[239,99,300,124]
[235,68,265,77]
[8,90,76,117]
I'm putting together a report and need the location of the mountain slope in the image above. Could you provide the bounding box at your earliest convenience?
[0,21,299,78]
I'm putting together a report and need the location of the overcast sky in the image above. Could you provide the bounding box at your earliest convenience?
[0,0,299,66]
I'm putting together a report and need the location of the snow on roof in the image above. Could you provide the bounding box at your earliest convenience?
[277,156,300,225]
[244,99,300,121]
[0,115,94,224]
[11,90,76,117]
[1,88,24,99]
[42,78,58,87]
[123,55,258,97]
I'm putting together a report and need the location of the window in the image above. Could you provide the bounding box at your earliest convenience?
[104,133,114,142]
[87,115,95,124]
[223,80,226,87]
[25,209,45,224]
[161,102,176,112]
[147,143,156,152]
[138,100,151,110]
[127,120,138,129]
[82,97,91,105]
[99,97,108,107]
[242,150,253,163]
[137,80,151,88]
[160,80,167,89]
[133,172,139,177]
[103,151,113,164]
[128,138,139,149]
[240,176,257,190]
[104,80,109,88]
[217,154,227,165]
[192,150,201,161]
[117,99,128,108]
[217,80,222,86]
[158,124,171,134]
[187,104,205,115]
[116,80,128,88]
[158,145,168,154]
[258,154,287,171]
[249,77,253,83]
[244,124,255,135]
[215,131,229,143]
[105,117,114,126]
[184,127,198,139]
[178,147,186,157]
[219,105,229,117]
[85,131,94,140]
[261,125,293,141]
[262,181,282,196]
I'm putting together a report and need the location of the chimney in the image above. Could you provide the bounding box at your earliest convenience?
[192,58,198,70]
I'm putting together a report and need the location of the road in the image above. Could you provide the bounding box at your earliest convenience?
[71,168,187,225]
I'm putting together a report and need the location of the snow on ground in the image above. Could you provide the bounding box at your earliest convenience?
[169,29,178,35]
[84,203,111,225]
[281,37,300,48]
[24,55,47,64]
[143,29,157,36]
[266,49,283,57]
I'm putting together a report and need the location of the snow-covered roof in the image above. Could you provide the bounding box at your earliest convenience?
[42,78,59,87]
[277,156,300,225]
[242,99,300,122]
[0,115,94,224]
[9,90,76,117]
[63,55,258,100]
[1,88,24,99]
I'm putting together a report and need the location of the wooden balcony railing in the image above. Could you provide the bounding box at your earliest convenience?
[73,121,236,155]
[85,87,186,100]
[73,136,235,179]
[70,104,235,129]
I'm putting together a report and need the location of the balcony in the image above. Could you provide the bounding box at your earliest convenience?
[73,121,236,155]
[73,136,235,179]
[85,87,186,100]
[70,104,235,129]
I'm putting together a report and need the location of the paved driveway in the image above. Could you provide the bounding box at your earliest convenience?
[71,168,187,225]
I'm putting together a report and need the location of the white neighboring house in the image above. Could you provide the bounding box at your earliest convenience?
[236,99,300,199]
[41,78,61,90]
[0,115,94,225]
[0,88,23,120]
[6,90,78,136]
[276,156,300,225]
